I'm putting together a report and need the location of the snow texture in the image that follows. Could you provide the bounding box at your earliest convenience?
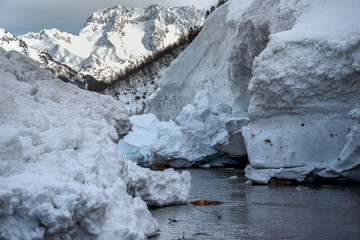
[316,105,360,182]
[243,0,360,183]
[0,47,191,239]
[119,91,248,168]
[146,0,360,183]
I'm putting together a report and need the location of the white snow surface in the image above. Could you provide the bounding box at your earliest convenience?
[119,91,248,168]
[0,47,191,239]
[146,0,360,183]
[20,5,204,81]
[0,27,96,87]
[0,27,43,64]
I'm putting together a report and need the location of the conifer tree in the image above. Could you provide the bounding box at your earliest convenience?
[205,10,210,19]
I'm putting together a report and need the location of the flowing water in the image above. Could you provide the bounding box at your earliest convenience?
[149,168,360,240]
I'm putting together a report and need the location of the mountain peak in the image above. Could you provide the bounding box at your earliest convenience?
[4,4,204,83]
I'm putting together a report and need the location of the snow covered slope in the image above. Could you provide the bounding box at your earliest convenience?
[21,5,204,82]
[145,0,360,183]
[0,47,191,239]
[0,27,97,88]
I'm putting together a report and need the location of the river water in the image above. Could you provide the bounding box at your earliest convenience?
[149,168,360,240]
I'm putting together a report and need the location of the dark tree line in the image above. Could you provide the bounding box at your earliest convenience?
[205,0,229,19]
[88,26,203,92]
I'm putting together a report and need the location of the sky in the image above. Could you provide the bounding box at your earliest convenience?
[0,0,217,36]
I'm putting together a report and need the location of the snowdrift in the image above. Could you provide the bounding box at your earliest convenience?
[145,0,360,183]
[0,47,190,239]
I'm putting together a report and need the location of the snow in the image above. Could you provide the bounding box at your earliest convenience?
[317,105,360,182]
[121,21,152,56]
[147,0,283,120]
[145,0,360,183]
[101,39,191,116]
[0,27,39,62]
[243,0,360,183]
[19,5,204,82]
[119,91,248,167]
[0,47,191,239]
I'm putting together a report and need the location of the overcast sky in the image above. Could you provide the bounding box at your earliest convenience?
[0,0,217,36]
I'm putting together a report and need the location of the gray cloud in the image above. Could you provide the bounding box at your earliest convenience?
[0,0,217,35]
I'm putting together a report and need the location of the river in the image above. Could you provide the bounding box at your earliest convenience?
[149,168,360,240]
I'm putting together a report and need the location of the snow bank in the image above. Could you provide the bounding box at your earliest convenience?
[243,0,360,183]
[146,0,309,121]
[0,47,190,239]
[119,91,248,167]
[146,0,360,183]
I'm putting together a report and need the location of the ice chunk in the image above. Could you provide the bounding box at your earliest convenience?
[120,90,249,167]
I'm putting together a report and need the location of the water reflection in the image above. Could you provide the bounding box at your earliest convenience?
[149,168,360,240]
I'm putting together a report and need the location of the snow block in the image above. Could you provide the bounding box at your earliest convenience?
[243,0,360,183]
[120,90,249,167]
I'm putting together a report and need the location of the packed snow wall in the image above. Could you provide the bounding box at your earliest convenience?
[146,0,360,183]
[243,0,360,183]
[146,0,310,121]
[0,47,191,239]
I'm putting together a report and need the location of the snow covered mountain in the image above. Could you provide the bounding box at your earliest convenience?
[20,5,204,82]
[0,27,97,88]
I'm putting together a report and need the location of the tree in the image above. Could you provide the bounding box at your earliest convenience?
[217,0,227,8]
[205,10,210,19]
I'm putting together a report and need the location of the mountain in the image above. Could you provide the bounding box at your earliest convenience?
[0,27,97,88]
[20,5,204,82]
